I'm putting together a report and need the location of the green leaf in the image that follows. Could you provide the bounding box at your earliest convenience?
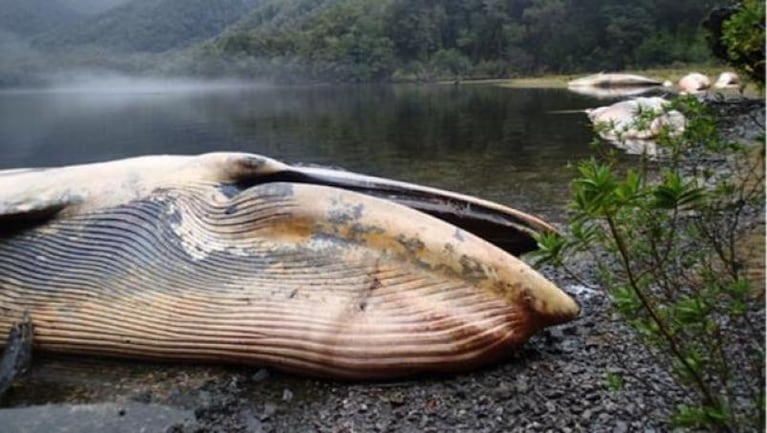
[530,232,567,266]
[673,297,709,324]
[611,285,640,315]
[652,171,704,209]
[604,371,624,391]
[672,404,708,428]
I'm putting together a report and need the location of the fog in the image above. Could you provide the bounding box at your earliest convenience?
[58,0,131,15]
[0,30,41,64]
[2,70,263,95]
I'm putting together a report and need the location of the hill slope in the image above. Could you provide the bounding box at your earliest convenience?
[58,0,131,16]
[36,0,262,53]
[0,0,81,36]
[188,0,721,82]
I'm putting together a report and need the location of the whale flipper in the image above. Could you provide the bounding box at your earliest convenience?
[0,313,33,401]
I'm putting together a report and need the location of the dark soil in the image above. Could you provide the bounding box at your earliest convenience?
[0,96,763,433]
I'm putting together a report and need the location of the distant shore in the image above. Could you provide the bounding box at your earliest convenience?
[2,64,762,98]
[446,65,763,98]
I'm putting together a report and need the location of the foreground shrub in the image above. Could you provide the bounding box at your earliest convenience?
[533,96,765,432]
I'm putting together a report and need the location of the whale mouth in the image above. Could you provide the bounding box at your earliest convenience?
[0,152,555,257]
[221,159,556,257]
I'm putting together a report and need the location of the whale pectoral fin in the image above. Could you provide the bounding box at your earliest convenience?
[0,313,34,401]
[0,192,80,234]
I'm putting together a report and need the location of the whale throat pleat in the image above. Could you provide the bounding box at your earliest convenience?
[0,182,535,378]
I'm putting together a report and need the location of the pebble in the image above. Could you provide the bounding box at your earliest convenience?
[251,369,270,382]
[493,382,513,400]
[613,420,628,433]
[282,389,293,402]
[515,377,530,394]
[387,392,406,407]
[260,403,277,421]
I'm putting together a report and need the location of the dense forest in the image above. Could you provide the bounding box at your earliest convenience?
[184,0,725,81]
[0,0,743,84]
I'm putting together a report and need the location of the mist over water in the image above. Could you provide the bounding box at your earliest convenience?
[0,82,602,221]
[3,71,259,94]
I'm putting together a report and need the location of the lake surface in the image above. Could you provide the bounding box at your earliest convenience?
[0,82,604,222]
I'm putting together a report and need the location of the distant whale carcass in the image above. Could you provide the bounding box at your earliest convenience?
[714,71,739,89]
[678,72,711,93]
[0,153,579,379]
[568,73,662,88]
[585,97,686,156]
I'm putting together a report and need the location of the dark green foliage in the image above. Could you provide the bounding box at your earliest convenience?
[0,0,736,83]
[634,29,712,67]
[720,1,765,85]
[195,0,724,81]
[533,97,766,431]
[705,1,765,86]
[178,0,395,82]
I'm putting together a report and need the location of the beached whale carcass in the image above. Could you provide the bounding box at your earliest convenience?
[568,73,662,88]
[714,71,740,89]
[567,73,663,98]
[678,72,711,93]
[586,97,686,155]
[0,153,579,379]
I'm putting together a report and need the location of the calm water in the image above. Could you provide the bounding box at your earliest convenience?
[0,83,603,222]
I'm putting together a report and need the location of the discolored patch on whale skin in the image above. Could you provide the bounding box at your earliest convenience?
[396,234,425,255]
[459,255,490,284]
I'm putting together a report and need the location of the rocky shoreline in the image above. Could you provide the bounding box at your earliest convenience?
[0,97,764,433]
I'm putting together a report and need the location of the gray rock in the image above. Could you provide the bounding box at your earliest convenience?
[0,403,192,433]
[260,403,277,421]
[240,409,265,433]
[612,420,628,433]
[493,381,513,400]
[282,389,293,402]
[251,369,270,382]
[515,376,530,394]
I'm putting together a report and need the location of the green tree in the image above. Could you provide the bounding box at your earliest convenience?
[429,48,470,79]
[721,0,765,86]
[705,1,765,87]
[601,3,655,70]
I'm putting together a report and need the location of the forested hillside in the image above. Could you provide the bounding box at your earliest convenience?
[0,0,737,85]
[0,0,81,36]
[186,0,724,82]
[35,0,262,53]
